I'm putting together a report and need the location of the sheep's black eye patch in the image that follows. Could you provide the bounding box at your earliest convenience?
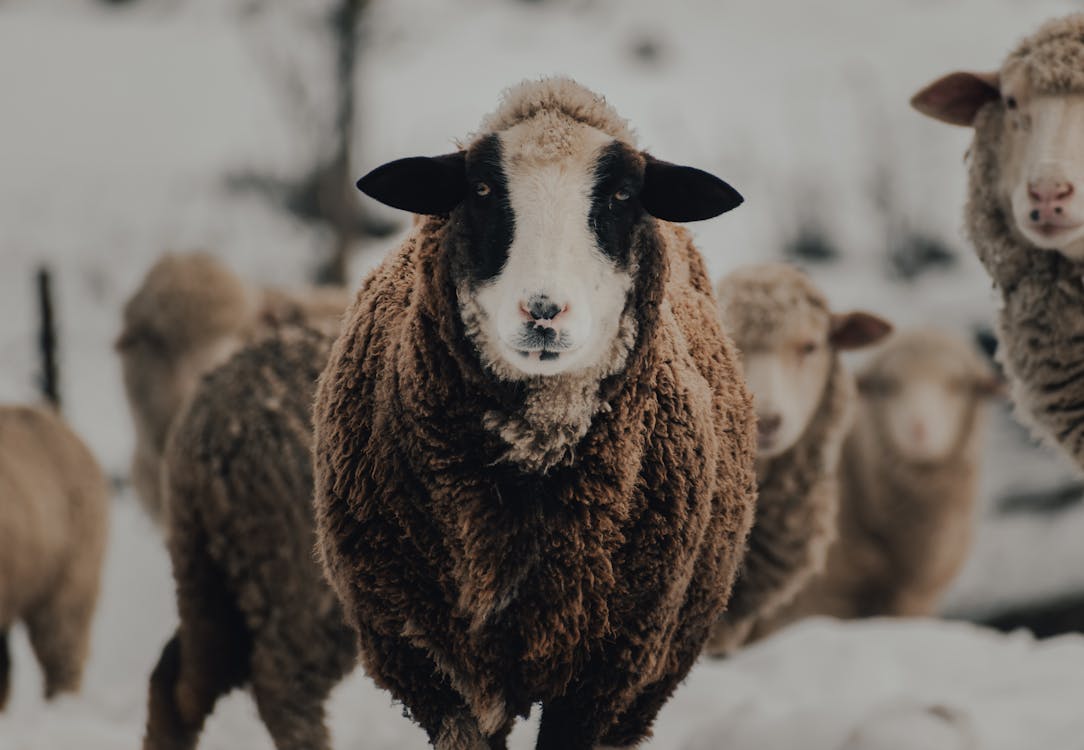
[589,142,645,268]
[464,134,514,282]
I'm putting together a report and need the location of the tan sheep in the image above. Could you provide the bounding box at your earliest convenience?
[705,263,890,655]
[760,329,999,629]
[0,405,109,707]
[911,14,1084,470]
[116,252,350,526]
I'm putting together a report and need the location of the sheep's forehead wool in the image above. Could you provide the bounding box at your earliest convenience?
[716,264,830,350]
[123,253,251,347]
[1004,14,1084,95]
[863,330,988,385]
[475,77,636,147]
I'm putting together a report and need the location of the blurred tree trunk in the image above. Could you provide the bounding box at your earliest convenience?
[36,267,60,410]
[315,0,366,285]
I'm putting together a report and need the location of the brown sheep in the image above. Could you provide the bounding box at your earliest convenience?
[0,404,108,708]
[314,77,757,750]
[116,252,349,526]
[705,263,891,656]
[142,325,356,750]
[758,329,999,630]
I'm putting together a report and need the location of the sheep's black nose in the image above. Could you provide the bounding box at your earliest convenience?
[526,296,563,321]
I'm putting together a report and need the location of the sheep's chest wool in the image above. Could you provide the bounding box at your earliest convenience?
[314,78,756,749]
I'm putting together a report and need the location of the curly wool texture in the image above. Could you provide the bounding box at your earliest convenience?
[759,330,990,626]
[314,79,756,750]
[144,327,356,750]
[0,405,108,706]
[966,14,1084,468]
[118,252,349,527]
[705,265,854,655]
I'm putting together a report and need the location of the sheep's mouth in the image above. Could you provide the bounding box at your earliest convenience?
[518,349,564,362]
[1033,221,1083,238]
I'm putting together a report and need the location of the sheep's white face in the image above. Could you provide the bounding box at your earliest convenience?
[468,123,634,377]
[869,375,970,464]
[740,323,833,458]
[911,67,1084,260]
[355,100,744,382]
[859,339,997,465]
[997,71,1084,260]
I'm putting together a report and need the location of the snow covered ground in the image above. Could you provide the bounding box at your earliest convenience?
[4,0,1084,747]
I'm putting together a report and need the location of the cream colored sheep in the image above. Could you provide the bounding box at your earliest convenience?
[705,263,890,655]
[0,405,109,707]
[760,329,999,628]
[116,252,349,526]
[912,14,1084,470]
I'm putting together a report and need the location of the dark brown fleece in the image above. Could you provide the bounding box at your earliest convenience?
[313,212,756,749]
[144,326,356,750]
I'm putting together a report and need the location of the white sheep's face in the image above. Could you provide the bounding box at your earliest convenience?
[737,311,890,458]
[858,337,1000,465]
[741,326,833,458]
[355,114,744,379]
[912,67,1084,260]
[997,70,1084,260]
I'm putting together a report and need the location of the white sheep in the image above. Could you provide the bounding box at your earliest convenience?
[761,329,999,625]
[705,262,891,656]
[313,77,758,750]
[0,405,108,707]
[911,13,1084,470]
[116,252,349,526]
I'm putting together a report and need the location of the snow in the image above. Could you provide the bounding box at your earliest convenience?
[3,0,1084,747]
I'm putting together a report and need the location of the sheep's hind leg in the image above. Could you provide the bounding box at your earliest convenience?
[24,585,95,698]
[0,629,10,711]
[249,637,338,750]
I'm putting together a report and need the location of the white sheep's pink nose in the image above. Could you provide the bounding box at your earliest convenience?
[1028,176,1076,223]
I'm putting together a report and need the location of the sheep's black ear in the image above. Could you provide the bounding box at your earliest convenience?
[911,71,1000,127]
[829,312,893,351]
[641,155,743,222]
[356,152,467,215]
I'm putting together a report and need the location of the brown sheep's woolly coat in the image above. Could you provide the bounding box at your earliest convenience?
[143,326,356,750]
[0,405,108,707]
[706,266,855,655]
[314,81,756,750]
[966,14,1084,469]
[117,252,349,527]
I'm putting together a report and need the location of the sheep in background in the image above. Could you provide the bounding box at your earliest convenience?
[705,263,891,656]
[911,14,1084,470]
[762,329,999,627]
[314,77,757,749]
[116,252,349,526]
[143,325,356,750]
[0,405,108,707]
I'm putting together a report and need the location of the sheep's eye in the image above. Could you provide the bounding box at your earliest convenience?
[475,182,491,197]
[613,188,631,202]
[798,341,818,356]
[1005,96,1018,110]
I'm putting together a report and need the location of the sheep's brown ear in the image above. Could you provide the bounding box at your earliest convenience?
[911,71,1000,127]
[829,312,893,351]
[641,155,743,222]
[356,152,467,215]
[973,374,1007,399]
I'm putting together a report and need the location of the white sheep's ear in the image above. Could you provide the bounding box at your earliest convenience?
[356,152,467,215]
[911,71,1000,127]
[829,312,893,351]
[641,155,743,222]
